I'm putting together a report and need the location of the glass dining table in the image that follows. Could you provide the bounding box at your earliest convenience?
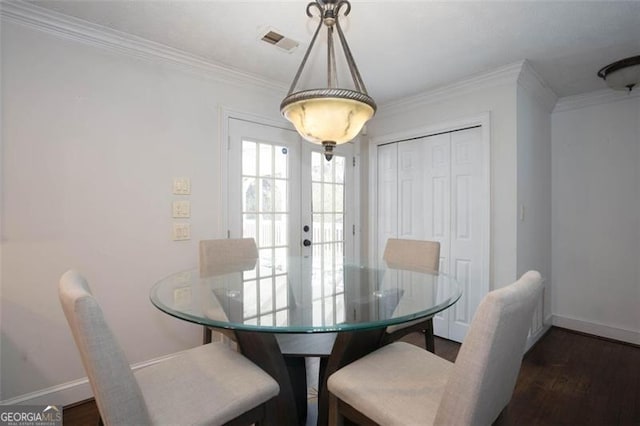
[150,255,461,426]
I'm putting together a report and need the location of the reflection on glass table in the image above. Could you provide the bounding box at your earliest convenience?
[150,256,461,426]
[151,256,460,334]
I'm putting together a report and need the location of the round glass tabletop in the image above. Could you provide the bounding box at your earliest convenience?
[150,255,461,333]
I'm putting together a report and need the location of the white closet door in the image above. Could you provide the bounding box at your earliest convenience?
[397,139,426,240]
[377,144,398,262]
[448,127,485,342]
[394,140,428,299]
[376,126,487,343]
[420,133,452,338]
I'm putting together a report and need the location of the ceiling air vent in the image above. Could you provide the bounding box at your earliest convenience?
[260,29,299,53]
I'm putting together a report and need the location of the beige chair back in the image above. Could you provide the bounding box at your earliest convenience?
[383,238,440,272]
[199,238,258,277]
[435,270,542,425]
[59,270,151,425]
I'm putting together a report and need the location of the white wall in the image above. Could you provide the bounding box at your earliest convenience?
[516,70,555,332]
[367,68,519,290]
[551,92,640,344]
[0,20,285,400]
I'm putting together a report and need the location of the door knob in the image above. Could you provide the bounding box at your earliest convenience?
[303,225,310,232]
[303,239,312,247]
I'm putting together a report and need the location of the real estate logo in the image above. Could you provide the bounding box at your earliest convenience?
[0,405,62,426]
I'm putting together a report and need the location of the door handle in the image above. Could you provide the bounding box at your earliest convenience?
[303,239,312,247]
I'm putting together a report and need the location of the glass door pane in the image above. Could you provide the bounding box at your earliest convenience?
[241,141,291,326]
[229,119,301,327]
[307,150,351,326]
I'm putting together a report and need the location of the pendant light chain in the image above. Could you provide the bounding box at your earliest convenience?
[286,17,324,95]
[334,17,367,95]
[327,25,337,88]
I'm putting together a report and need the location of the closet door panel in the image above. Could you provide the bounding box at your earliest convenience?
[449,127,484,342]
[421,133,452,338]
[377,144,398,263]
[395,139,427,300]
[397,139,426,239]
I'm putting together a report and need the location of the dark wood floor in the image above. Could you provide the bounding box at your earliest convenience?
[63,327,640,425]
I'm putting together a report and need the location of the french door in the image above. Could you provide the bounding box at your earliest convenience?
[227,118,354,326]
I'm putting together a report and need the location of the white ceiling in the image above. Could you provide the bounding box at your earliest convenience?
[28,0,640,105]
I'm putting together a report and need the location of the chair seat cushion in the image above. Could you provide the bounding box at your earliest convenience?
[135,343,279,425]
[328,342,452,426]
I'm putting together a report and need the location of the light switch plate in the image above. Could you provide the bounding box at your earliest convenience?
[173,177,191,195]
[172,223,190,241]
[172,200,191,218]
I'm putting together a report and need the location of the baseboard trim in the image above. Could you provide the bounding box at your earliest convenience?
[525,316,552,352]
[551,314,640,346]
[0,352,180,406]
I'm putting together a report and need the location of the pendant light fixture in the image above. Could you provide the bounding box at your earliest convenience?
[280,0,376,161]
[597,55,640,92]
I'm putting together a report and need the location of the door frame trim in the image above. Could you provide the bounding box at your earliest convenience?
[368,112,491,314]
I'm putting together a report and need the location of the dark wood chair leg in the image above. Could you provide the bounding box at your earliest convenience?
[492,405,509,425]
[424,318,435,353]
[334,398,377,426]
[203,326,212,344]
[328,393,341,426]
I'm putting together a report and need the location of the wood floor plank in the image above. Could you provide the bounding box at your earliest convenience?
[63,399,99,425]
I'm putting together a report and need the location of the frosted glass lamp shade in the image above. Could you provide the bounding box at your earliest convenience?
[598,56,640,91]
[603,64,640,91]
[281,89,375,145]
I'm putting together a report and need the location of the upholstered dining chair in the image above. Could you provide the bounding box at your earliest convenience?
[381,238,441,351]
[59,270,279,426]
[200,238,259,345]
[201,238,336,422]
[328,270,542,426]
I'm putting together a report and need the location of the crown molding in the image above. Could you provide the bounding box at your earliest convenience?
[517,60,558,112]
[0,1,288,94]
[378,60,524,118]
[553,88,640,113]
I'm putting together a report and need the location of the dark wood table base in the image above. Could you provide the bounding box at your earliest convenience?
[235,329,385,426]
[234,332,299,425]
